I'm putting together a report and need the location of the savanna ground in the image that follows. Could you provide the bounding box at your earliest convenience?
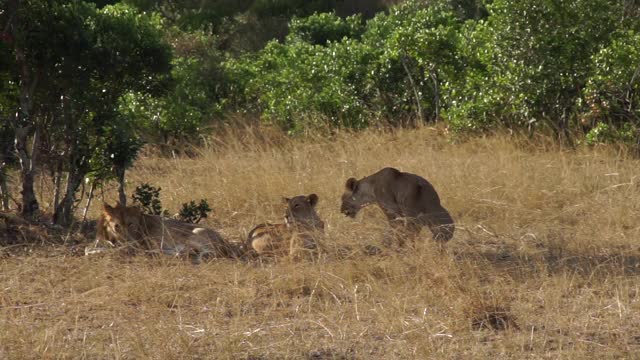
[1,126,640,359]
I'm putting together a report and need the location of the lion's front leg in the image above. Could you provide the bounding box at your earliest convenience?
[382,210,404,247]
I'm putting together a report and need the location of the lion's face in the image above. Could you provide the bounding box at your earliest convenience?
[340,177,373,218]
[102,203,144,243]
[284,194,324,229]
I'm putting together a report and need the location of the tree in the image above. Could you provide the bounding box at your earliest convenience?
[1,1,172,226]
[121,30,226,143]
[2,0,49,218]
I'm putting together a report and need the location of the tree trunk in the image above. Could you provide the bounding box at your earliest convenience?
[116,166,127,206]
[558,107,575,148]
[10,0,41,218]
[429,69,440,122]
[52,169,62,213]
[400,55,424,125]
[81,181,95,228]
[0,163,9,211]
[53,168,84,227]
[15,126,39,218]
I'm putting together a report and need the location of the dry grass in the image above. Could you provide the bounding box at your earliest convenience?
[1,126,640,359]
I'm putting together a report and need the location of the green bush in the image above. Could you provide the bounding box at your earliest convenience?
[224,2,464,131]
[288,12,364,45]
[121,30,228,142]
[225,32,372,132]
[178,199,212,224]
[131,183,164,215]
[581,30,640,133]
[131,184,214,223]
[585,122,637,145]
[448,0,621,136]
[362,2,462,123]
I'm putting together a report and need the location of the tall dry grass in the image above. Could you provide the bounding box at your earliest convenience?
[1,126,639,358]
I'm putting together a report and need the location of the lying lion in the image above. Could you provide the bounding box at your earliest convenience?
[97,202,238,262]
[341,167,454,246]
[246,194,325,258]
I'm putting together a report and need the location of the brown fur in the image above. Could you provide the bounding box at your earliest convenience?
[247,194,324,257]
[97,202,237,262]
[341,167,454,245]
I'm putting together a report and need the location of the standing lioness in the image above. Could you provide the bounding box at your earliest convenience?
[97,202,237,262]
[341,167,454,245]
[247,194,325,258]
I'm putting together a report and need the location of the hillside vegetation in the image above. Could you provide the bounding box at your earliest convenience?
[1,128,639,358]
[2,0,639,223]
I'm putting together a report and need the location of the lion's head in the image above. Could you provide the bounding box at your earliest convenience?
[340,177,375,218]
[283,194,324,230]
[99,202,145,243]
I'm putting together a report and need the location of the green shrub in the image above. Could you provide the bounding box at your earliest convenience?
[581,31,640,133]
[288,12,364,45]
[448,0,621,135]
[224,2,464,130]
[131,183,164,215]
[585,123,637,145]
[178,199,212,224]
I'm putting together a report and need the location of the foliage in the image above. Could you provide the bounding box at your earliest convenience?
[131,183,164,215]
[444,0,489,20]
[131,183,212,223]
[87,116,144,183]
[225,0,637,138]
[288,12,364,45]
[225,2,464,131]
[581,30,640,141]
[447,0,622,136]
[178,199,212,224]
[249,0,337,19]
[123,0,253,32]
[226,29,373,132]
[220,0,638,136]
[362,2,462,123]
[121,32,227,142]
[584,122,637,145]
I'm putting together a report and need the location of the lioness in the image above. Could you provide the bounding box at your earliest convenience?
[97,202,237,262]
[247,194,325,257]
[341,167,454,245]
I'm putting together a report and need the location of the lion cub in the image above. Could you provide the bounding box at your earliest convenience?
[247,194,325,258]
[97,202,237,263]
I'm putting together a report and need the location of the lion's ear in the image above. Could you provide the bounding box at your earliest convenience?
[307,194,319,207]
[345,178,358,191]
[103,202,114,213]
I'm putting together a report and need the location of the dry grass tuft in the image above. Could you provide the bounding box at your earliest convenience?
[468,303,519,332]
[2,125,640,358]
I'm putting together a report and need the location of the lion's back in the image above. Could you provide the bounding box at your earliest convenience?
[371,167,442,213]
[142,215,232,253]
